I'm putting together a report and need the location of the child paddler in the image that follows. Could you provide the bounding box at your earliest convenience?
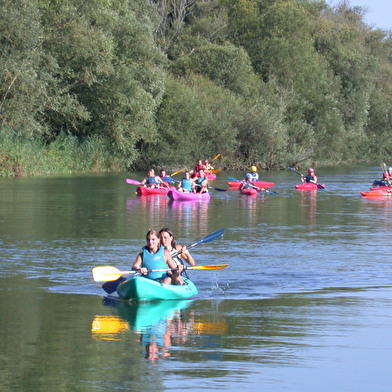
[132,229,178,284]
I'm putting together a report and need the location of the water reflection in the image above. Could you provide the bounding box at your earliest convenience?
[167,199,210,237]
[92,299,195,360]
[298,190,318,223]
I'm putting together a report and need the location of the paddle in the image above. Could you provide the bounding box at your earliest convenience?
[381,162,387,173]
[125,178,171,189]
[227,176,278,194]
[93,264,228,283]
[171,227,225,258]
[209,186,227,192]
[286,167,324,189]
[211,153,221,162]
[171,168,186,176]
[126,178,141,185]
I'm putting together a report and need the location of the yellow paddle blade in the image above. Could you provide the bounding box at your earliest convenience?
[210,169,221,174]
[211,153,221,162]
[191,264,228,270]
[92,266,132,282]
[171,168,186,176]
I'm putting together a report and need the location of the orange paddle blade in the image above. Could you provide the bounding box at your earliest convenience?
[191,264,228,270]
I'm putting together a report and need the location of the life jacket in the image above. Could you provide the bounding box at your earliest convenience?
[194,164,204,173]
[196,176,206,185]
[181,178,192,192]
[141,246,168,280]
[305,175,313,183]
[251,173,259,181]
[146,176,159,186]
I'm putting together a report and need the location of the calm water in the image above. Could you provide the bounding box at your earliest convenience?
[1,164,392,391]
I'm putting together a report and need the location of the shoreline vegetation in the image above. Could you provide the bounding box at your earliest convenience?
[1,0,392,177]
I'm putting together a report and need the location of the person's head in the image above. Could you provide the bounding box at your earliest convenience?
[159,228,174,248]
[184,171,190,179]
[145,229,160,250]
[199,169,205,177]
[148,169,155,176]
[308,168,315,175]
[246,173,252,180]
[160,169,167,177]
[204,160,209,164]
[251,165,257,172]
[388,167,392,173]
[198,159,202,165]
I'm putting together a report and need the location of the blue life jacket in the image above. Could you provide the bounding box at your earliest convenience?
[196,176,205,185]
[181,178,192,192]
[141,246,168,280]
[146,176,159,186]
[305,175,312,183]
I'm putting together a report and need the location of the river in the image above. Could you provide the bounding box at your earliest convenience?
[1,163,391,391]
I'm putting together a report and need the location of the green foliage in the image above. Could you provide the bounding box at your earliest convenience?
[2,0,392,175]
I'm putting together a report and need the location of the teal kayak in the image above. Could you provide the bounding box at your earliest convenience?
[116,276,198,301]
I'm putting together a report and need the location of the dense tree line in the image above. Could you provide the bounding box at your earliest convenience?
[1,0,392,175]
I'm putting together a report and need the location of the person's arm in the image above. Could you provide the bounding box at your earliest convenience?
[300,174,305,183]
[132,253,147,275]
[179,245,195,266]
[141,177,147,186]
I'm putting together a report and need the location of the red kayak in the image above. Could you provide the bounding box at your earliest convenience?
[168,187,211,201]
[228,180,274,188]
[361,189,392,197]
[295,183,325,190]
[239,187,258,196]
[136,186,170,196]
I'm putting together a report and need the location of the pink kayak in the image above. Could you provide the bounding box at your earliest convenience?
[239,187,258,196]
[369,186,392,191]
[168,187,211,201]
[295,183,325,190]
[136,186,170,196]
[228,180,274,188]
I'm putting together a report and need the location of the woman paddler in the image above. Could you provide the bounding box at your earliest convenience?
[159,228,194,285]
[141,169,166,188]
[132,229,179,284]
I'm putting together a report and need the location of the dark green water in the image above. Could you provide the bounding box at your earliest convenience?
[1,164,392,391]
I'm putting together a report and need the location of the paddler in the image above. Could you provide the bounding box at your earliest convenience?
[250,165,259,181]
[301,168,318,184]
[240,173,264,191]
[177,171,193,192]
[159,228,195,285]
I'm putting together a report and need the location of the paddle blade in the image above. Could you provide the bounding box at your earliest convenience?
[92,266,132,282]
[210,186,227,192]
[126,178,141,185]
[191,264,228,270]
[211,153,221,162]
[381,162,387,172]
[197,227,225,245]
[228,176,241,182]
